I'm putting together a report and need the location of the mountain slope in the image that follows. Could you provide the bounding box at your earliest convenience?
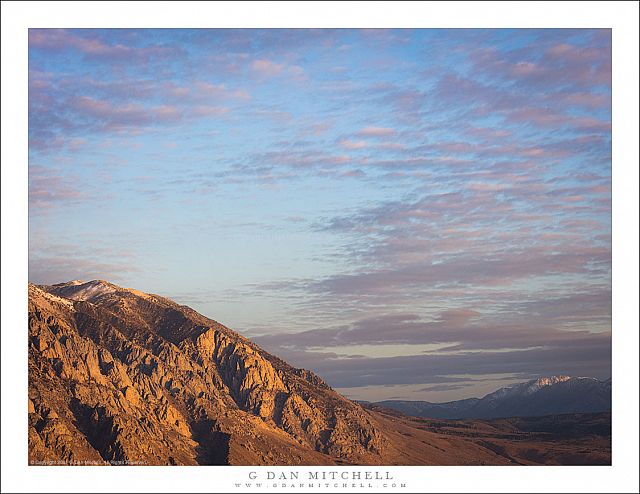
[29,280,384,465]
[372,376,611,420]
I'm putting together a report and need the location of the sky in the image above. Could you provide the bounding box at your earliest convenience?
[28,28,611,402]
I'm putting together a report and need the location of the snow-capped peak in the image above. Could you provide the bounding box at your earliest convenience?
[533,375,571,387]
[484,375,576,400]
[48,279,117,302]
[523,375,571,395]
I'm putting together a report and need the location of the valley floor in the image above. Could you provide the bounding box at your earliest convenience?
[365,405,611,466]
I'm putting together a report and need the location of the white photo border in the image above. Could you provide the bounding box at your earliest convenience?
[1,2,638,493]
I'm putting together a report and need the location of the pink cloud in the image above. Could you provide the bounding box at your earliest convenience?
[251,59,284,76]
[561,91,610,109]
[250,59,306,81]
[29,165,86,211]
[253,149,352,170]
[375,142,406,151]
[338,139,368,150]
[510,61,543,77]
[192,81,251,101]
[307,122,332,135]
[356,126,396,138]
[191,105,230,117]
[507,107,610,132]
[70,96,182,129]
[464,126,512,140]
[29,29,178,62]
[468,182,509,192]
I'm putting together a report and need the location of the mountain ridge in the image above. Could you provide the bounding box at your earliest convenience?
[29,280,387,465]
[368,375,611,420]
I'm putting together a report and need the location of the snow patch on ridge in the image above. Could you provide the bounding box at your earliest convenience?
[50,280,117,302]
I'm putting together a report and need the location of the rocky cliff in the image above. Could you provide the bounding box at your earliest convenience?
[28,280,384,465]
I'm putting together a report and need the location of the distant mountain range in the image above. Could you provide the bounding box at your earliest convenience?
[368,376,611,419]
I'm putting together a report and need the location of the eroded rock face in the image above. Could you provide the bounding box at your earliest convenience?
[28,281,386,465]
